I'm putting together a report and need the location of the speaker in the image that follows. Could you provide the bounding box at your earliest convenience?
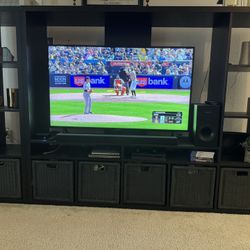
[192,103,221,147]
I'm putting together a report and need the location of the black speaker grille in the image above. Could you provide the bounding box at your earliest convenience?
[192,104,221,147]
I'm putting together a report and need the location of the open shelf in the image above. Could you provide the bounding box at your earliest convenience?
[0,106,20,113]
[0,144,22,158]
[228,64,250,72]
[220,161,250,168]
[224,112,250,118]
[166,150,217,166]
[1,61,18,68]
[31,145,121,161]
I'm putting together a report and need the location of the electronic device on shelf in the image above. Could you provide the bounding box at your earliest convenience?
[48,45,194,141]
[88,146,121,159]
[130,147,166,161]
[190,151,215,163]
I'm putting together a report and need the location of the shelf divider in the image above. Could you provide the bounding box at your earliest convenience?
[0,106,20,113]
[224,112,250,119]
[228,64,250,72]
[1,61,18,68]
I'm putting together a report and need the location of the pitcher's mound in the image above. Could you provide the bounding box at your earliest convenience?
[51,114,147,123]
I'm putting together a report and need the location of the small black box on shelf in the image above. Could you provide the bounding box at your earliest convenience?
[170,165,216,208]
[78,162,120,203]
[32,160,74,202]
[219,168,250,210]
[0,159,21,198]
[124,163,166,205]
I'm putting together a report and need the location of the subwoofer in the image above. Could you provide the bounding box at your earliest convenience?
[192,103,221,147]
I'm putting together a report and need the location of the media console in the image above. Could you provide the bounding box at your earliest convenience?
[1,6,250,214]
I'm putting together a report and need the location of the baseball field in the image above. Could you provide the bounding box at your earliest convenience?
[50,88,190,130]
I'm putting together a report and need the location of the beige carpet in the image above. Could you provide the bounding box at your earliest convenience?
[0,204,250,250]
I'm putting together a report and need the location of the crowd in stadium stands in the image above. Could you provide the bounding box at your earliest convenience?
[49,46,193,76]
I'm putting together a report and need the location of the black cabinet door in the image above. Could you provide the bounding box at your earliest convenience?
[32,160,74,202]
[170,165,216,208]
[78,162,120,204]
[124,163,166,205]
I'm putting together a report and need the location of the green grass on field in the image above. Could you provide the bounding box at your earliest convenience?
[50,100,189,130]
[50,87,190,96]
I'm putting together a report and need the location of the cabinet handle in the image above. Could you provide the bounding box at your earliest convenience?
[46,163,57,169]
[93,164,105,172]
[236,171,248,177]
[188,169,199,175]
[0,161,5,167]
[140,166,150,172]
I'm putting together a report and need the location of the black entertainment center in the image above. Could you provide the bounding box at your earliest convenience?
[1,5,250,213]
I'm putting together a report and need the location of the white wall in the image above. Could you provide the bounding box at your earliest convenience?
[223,28,250,132]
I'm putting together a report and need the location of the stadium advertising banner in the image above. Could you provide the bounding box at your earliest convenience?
[50,74,70,87]
[50,74,190,90]
[70,75,110,88]
[137,76,174,89]
[69,74,176,89]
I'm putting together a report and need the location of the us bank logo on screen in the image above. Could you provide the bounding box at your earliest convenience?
[137,76,174,89]
[70,75,110,88]
[137,77,148,87]
[74,76,85,86]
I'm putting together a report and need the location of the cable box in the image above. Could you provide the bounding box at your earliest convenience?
[88,147,121,159]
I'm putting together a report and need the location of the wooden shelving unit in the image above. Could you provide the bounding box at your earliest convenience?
[0,5,250,212]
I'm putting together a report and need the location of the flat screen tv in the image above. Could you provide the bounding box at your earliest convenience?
[48,46,194,133]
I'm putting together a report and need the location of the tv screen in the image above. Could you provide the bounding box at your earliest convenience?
[48,46,194,131]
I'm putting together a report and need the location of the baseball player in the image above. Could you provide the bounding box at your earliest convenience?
[83,76,92,114]
[129,67,137,98]
[114,75,126,96]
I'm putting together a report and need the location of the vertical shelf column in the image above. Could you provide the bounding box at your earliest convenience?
[208,13,232,104]
[0,30,6,146]
[16,10,31,201]
[208,13,232,153]
[207,13,232,210]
